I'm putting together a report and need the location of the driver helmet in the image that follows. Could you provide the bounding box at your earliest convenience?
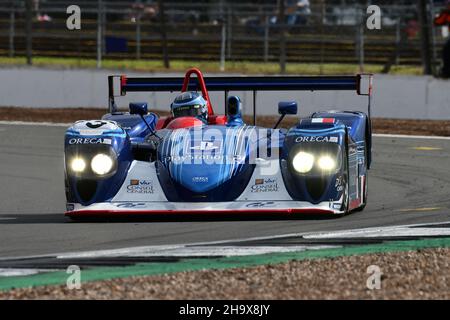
[170,92,208,124]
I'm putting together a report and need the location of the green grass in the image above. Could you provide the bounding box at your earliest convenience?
[0,56,424,75]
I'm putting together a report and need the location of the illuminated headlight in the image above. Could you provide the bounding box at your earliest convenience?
[91,153,114,175]
[318,155,336,171]
[292,152,315,173]
[70,158,86,173]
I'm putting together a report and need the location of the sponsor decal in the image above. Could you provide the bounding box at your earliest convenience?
[115,202,146,208]
[126,179,154,194]
[86,121,107,129]
[246,201,275,208]
[295,136,339,143]
[332,203,342,209]
[164,154,245,163]
[66,204,75,211]
[251,178,279,193]
[192,176,209,183]
[190,140,222,152]
[335,176,345,192]
[68,138,112,145]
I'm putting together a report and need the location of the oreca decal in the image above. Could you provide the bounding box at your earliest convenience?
[192,176,209,183]
[295,136,338,143]
[68,138,112,145]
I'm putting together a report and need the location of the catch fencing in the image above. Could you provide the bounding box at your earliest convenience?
[0,0,447,74]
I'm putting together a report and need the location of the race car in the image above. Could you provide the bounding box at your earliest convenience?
[64,68,373,219]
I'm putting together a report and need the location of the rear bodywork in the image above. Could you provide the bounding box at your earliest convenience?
[65,69,373,218]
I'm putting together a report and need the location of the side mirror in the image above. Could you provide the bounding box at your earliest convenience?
[129,102,161,141]
[129,102,148,116]
[278,101,297,115]
[226,96,244,127]
[274,101,298,129]
[227,96,241,116]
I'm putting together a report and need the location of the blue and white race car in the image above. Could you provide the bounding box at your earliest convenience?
[64,68,373,219]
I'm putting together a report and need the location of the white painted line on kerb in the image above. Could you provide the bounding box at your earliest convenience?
[373,133,450,140]
[0,220,449,262]
[0,268,57,277]
[0,121,71,127]
[304,227,450,239]
[47,221,450,259]
[53,220,450,259]
[57,245,338,259]
[1,121,450,141]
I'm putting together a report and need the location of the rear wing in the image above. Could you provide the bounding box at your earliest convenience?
[108,71,373,124]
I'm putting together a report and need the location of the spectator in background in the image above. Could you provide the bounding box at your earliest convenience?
[129,1,158,23]
[434,1,450,78]
[443,38,450,78]
[285,0,299,25]
[271,0,311,26]
[33,0,52,22]
[294,0,311,25]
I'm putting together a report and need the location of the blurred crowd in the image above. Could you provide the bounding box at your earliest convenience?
[435,1,450,77]
[20,0,450,78]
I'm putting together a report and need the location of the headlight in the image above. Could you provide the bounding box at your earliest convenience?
[318,155,336,171]
[292,152,315,173]
[70,157,86,173]
[91,153,114,175]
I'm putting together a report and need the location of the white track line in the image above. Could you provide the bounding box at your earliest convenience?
[374,133,450,140]
[56,221,450,259]
[47,221,450,259]
[0,268,56,277]
[304,227,450,239]
[56,245,338,259]
[1,220,449,262]
[0,120,71,127]
[1,121,450,140]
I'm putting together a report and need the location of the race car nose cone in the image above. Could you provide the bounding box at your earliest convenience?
[172,164,229,193]
[160,126,251,194]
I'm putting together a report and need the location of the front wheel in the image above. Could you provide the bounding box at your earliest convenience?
[354,174,368,212]
[340,139,350,214]
[354,144,369,212]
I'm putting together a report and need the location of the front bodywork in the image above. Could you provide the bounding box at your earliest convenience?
[65,113,369,217]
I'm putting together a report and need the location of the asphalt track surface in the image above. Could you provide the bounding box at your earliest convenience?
[0,123,449,259]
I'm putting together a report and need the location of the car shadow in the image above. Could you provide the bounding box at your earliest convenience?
[0,214,68,224]
[68,212,342,223]
[0,212,341,224]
